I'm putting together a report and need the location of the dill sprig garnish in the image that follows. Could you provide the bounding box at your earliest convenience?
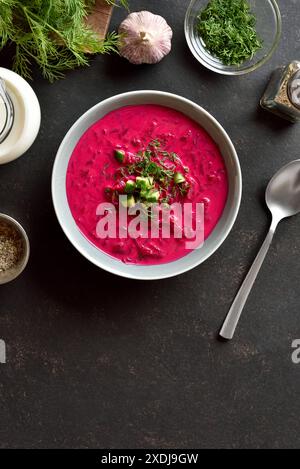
[197,0,263,66]
[0,0,128,82]
[108,139,191,209]
[126,140,179,190]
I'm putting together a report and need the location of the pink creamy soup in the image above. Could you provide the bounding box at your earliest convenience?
[66,105,228,265]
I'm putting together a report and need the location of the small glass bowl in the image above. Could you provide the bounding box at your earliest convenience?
[0,214,30,285]
[185,0,282,75]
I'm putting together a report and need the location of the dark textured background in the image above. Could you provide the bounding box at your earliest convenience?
[0,0,300,449]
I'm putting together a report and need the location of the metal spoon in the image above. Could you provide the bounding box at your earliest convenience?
[220,159,300,340]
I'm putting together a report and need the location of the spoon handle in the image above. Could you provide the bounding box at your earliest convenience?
[219,220,278,340]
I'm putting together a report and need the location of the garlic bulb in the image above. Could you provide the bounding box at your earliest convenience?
[118,11,173,65]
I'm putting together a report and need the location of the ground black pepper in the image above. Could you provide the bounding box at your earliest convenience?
[0,220,23,272]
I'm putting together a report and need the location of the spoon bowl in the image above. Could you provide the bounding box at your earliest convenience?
[266,160,300,219]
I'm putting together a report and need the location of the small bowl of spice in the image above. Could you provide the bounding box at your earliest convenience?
[0,214,29,285]
[185,0,281,75]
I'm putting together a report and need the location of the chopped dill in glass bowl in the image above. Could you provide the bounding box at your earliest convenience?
[185,0,282,75]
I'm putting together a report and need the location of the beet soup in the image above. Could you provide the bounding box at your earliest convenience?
[66,104,228,265]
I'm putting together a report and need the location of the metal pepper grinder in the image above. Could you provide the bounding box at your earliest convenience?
[260,60,300,123]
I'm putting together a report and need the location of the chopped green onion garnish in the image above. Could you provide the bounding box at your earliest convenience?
[136,176,153,190]
[115,149,125,163]
[125,180,136,193]
[174,172,186,184]
[121,194,136,208]
[127,195,136,208]
[145,190,160,203]
[139,189,148,199]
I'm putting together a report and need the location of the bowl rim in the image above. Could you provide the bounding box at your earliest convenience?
[0,213,30,284]
[0,67,41,164]
[184,0,282,76]
[52,90,242,280]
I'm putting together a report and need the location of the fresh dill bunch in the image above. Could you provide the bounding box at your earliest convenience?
[197,0,263,66]
[0,0,128,82]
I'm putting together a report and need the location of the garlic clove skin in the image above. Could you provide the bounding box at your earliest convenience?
[118,11,173,65]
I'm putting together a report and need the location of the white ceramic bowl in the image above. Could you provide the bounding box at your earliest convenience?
[52,91,242,280]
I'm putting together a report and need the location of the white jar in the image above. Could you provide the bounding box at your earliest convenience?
[0,67,41,165]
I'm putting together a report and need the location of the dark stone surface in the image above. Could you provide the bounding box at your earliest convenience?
[0,0,300,449]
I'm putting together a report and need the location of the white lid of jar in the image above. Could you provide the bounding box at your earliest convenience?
[0,67,41,165]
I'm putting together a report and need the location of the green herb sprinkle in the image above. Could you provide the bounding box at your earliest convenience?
[196,0,263,66]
